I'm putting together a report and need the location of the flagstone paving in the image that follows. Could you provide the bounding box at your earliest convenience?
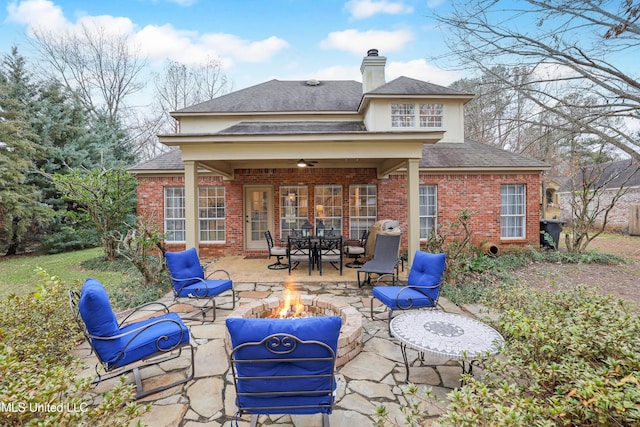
[74,281,491,427]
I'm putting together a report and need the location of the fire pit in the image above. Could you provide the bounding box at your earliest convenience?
[226,289,363,367]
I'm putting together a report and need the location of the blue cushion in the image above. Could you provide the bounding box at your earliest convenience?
[79,278,120,338]
[108,313,190,369]
[407,251,445,300]
[173,279,232,298]
[226,316,341,414]
[165,248,205,288]
[372,286,438,310]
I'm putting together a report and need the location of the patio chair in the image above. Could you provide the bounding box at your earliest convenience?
[317,236,343,276]
[344,230,369,268]
[265,230,288,270]
[165,248,235,322]
[227,316,341,427]
[371,250,446,331]
[357,234,401,287]
[69,278,195,399]
[287,236,313,275]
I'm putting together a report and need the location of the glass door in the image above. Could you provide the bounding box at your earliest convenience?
[244,186,273,250]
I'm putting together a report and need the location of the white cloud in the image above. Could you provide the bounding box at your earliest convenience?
[387,58,459,86]
[320,28,413,55]
[345,0,413,19]
[6,0,67,33]
[200,33,290,62]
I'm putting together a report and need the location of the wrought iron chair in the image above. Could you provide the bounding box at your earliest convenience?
[69,278,195,399]
[317,236,343,276]
[344,230,369,268]
[357,234,401,287]
[287,236,313,275]
[227,316,341,427]
[371,250,446,331]
[265,230,288,270]
[165,248,235,322]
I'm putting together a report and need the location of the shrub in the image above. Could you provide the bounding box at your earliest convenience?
[0,269,148,426]
[436,285,640,426]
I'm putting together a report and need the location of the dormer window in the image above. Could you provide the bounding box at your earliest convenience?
[391,103,443,128]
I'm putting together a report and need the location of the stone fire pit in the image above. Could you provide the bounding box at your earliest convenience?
[226,294,363,367]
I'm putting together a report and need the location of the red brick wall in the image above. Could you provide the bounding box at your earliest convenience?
[137,169,541,257]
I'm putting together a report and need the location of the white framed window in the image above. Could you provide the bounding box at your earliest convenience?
[419,103,443,127]
[315,185,342,236]
[419,185,437,238]
[280,185,309,240]
[392,103,444,128]
[199,186,225,242]
[501,184,526,239]
[165,187,185,242]
[349,184,377,239]
[391,103,415,127]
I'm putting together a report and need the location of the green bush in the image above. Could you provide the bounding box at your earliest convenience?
[436,285,640,426]
[0,269,147,426]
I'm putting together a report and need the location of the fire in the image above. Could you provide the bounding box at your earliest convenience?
[277,280,305,318]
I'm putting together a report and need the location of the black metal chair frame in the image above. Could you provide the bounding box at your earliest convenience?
[357,234,401,287]
[287,236,313,275]
[344,230,369,268]
[167,265,236,323]
[229,332,337,427]
[68,290,195,399]
[317,236,343,276]
[265,230,288,270]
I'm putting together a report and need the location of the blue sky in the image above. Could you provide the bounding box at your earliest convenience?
[0,0,460,91]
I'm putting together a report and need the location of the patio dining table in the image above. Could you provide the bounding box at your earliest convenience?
[390,310,504,383]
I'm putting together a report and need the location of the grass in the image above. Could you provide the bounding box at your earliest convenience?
[0,248,134,300]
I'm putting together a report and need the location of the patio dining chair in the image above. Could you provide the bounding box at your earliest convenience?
[357,234,401,287]
[287,236,313,275]
[371,250,446,331]
[265,230,288,270]
[165,248,236,322]
[227,316,341,427]
[69,278,195,399]
[344,230,369,268]
[317,236,343,276]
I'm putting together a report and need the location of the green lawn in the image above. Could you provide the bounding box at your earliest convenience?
[0,248,133,299]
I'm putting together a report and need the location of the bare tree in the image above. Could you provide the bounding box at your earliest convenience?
[438,0,640,160]
[30,23,146,124]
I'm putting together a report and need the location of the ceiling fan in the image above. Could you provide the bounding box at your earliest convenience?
[296,159,318,167]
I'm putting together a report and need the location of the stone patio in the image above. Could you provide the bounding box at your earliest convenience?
[73,258,493,426]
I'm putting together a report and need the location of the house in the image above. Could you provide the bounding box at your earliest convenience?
[130,49,549,263]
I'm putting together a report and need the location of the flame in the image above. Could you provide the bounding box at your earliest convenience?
[278,280,305,318]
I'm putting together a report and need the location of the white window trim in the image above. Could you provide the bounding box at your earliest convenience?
[500,184,527,240]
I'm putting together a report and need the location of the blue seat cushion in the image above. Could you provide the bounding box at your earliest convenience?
[173,279,233,298]
[407,251,446,300]
[166,248,205,288]
[226,316,341,414]
[79,278,120,340]
[372,286,438,310]
[106,312,190,369]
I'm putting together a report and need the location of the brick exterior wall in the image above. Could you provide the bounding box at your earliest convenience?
[137,169,542,257]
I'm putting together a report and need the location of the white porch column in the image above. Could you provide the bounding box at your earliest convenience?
[183,160,199,251]
[406,158,420,266]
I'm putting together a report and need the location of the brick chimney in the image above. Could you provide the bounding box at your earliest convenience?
[360,49,386,93]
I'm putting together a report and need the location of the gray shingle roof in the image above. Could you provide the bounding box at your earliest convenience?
[174,80,363,114]
[369,76,473,97]
[218,121,367,134]
[420,140,549,169]
[130,141,548,172]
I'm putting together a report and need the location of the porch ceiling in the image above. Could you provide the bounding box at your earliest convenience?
[160,131,443,179]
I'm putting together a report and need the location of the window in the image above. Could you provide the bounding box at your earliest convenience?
[419,185,437,238]
[165,187,185,242]
[391,103,415,127]
[349,185,377,239]
[280,185,309,239]
[501,184,526,239]
[315,185,342,235]
[199,186,225,242]
[419,103,443,128]
[392,103,444,128]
